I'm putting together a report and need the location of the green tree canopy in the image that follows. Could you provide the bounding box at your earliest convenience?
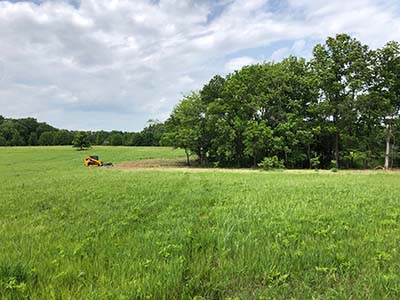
[163,33,400,169]
[72,131,91,150]
[38,131,55,146]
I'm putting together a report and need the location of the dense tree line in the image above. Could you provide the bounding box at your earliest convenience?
[164,34,400,169]
[0,116,166,147]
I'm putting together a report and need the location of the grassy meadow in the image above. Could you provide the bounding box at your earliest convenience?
[1,146,400,299]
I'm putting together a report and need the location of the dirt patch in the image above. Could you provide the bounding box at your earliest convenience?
[115,158,188,170]
[114,159,256,173]
[114,159,400,174]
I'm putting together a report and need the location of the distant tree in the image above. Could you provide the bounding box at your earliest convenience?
[10,131,25,146]
[140,120,166,146]
[95,130,109,145]
[87,132,97,145]
[54,130,73,145]
[0,135,6,146]
[28,132,37,146]
[0,121,25,146]
[109,131,123,146]
[36,123,56,137]
[123,133,135,146]
[17,117,39,142]
[38,131,55,146]
[0,121,16,143]
[130,132,144,146]
[72,131,91,150]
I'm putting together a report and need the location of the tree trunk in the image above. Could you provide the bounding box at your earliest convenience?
[284,150,288,168]
[335,131,340,168]
[200,148,207,166]
[391,144,395,169]
[307,144,311,169]
[185,148,190,166]
[384,124,391,169]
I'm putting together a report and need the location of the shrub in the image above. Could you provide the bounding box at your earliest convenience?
[310,156,320,170]
[258,156,285,170]
[330,159,339,172]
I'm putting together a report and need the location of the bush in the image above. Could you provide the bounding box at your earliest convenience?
[310,156,320,169]
[258,156,285,170]
[330,159,339,172]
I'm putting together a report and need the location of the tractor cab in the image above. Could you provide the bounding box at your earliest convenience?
[84,155,103,167]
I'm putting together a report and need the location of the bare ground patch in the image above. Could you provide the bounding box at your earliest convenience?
[114,158,255,173]
[115,158,188,169]
[114,159,400,174]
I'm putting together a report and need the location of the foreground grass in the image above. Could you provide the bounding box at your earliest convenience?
[1,146,400,299]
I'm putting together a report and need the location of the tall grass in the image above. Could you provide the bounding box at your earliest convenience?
[1,147,399,299]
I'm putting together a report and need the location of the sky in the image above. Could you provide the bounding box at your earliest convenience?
[1,0,400,131]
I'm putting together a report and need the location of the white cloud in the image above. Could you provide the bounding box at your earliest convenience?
[292,40,306,53]
[270,47,290,62]
[0,0,399,130]
[225,56,256,73]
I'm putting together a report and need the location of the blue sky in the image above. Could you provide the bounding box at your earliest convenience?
[1,0,400,131]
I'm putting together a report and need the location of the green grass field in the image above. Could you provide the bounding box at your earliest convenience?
[1,146,400,300]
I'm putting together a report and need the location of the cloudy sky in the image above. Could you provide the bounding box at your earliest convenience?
[1,0,400,131]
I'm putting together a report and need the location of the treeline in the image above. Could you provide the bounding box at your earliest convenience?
[0,116,165,147]
[163,34,400,169]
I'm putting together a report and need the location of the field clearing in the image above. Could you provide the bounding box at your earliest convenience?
[1,146,400,299]
[114,157,400,174]
[115,159,400,174]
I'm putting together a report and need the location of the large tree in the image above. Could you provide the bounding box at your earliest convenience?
[312,34,369,168]
[369,41,400,168]
[163,92,207,165]
[72,131,91,150]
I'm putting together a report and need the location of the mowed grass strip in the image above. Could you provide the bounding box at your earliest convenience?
[1,147,400,300]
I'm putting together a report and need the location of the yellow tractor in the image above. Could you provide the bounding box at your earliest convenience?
[84,155,103,167]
